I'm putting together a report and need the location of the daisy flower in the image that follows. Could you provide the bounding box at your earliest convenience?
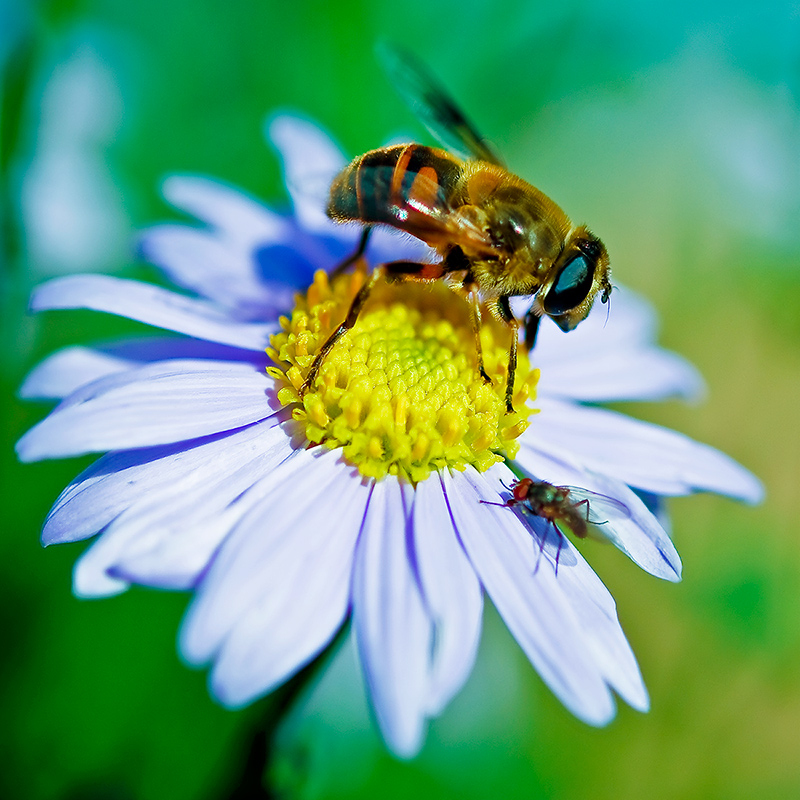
[17,116,762,757]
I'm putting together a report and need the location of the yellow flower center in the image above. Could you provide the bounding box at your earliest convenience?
[267,265,539,482]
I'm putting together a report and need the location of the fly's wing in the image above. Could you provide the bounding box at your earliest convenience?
[378,44,503,166]
[562,486,633,543]
[331,163,499,255]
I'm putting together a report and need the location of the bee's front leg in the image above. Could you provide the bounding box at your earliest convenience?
[523,306,541,351]
[465,286,492,385]
[496,295,519,414]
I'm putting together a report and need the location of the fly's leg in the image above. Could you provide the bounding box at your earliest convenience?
[330,227,372,278]
[532,523,549,576]
[575,496,609,526]
[553,526,564,576]
[531,522,565,577]
[496,295,519,414]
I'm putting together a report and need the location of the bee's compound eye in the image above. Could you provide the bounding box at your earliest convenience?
[542,254,595,315]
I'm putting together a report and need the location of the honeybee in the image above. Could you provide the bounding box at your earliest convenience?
[482,477,630,571]
[301,47,612,412]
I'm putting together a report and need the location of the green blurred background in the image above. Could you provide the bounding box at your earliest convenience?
[2,0,798,797]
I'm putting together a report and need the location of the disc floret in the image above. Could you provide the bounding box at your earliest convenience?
[268,266,538,482]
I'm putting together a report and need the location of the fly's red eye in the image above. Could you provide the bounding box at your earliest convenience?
[513,478,532,501]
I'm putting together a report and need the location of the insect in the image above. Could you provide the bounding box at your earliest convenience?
[300,47,612,413]
[482,477,630,572]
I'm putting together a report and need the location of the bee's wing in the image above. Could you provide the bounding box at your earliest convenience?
[562,487,633,543]
[378,44,503,166]
[348,164,499,255]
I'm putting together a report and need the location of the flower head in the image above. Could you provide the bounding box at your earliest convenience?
[17,116,763,757]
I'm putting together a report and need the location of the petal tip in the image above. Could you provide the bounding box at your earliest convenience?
[737,473,766,506]
[658,548,683,583]
[381,723,425,760]
[14,432,40,464]
[209,671,261,711]
[265,112,312,148]
[72,568,129,599]
[178,614,212,668]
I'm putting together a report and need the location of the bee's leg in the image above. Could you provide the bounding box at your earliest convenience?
[330,227,372,278]
[381,259,446,282]
[381,250,491,386]
[301,259,440,394]
[524,307,541,351]
[497,295,519,414]
[466,288,491,384]
[300,264,383,394]
[439,248,491,382]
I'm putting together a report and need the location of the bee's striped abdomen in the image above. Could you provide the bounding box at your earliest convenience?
[327,144,461,228]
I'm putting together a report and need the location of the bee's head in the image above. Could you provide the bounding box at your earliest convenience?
[539,228,611,331]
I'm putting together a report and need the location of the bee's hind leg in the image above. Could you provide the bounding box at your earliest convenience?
[301,258,436,395]
[330,226,372,278]
[300,263,382,394]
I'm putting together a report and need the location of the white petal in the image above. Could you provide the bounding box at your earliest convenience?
[19,339,265,400]
[78,422,296,594]
[100,337,264,365]
[514,445,682,581]
[528,398,764,503]
[30,274,273,350]
[73,547,128,597]
[352,478,433,758]
[161,175,284,246]
[45,417,286,546]
[139,225,278,317]
[20,346,134,400]
[412,476,483,715]
[485,463,648,711]
[548,540,649,712]
[16,360,277,461]
[180,448,355,664]
[536,346,704,403]
[536,286,656,353]
[267,115,347,234]
[443,468,616,726]
[532,286,704,402]
[206,464,369,707]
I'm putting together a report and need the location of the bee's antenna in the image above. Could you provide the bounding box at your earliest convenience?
[603,292,612,328]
